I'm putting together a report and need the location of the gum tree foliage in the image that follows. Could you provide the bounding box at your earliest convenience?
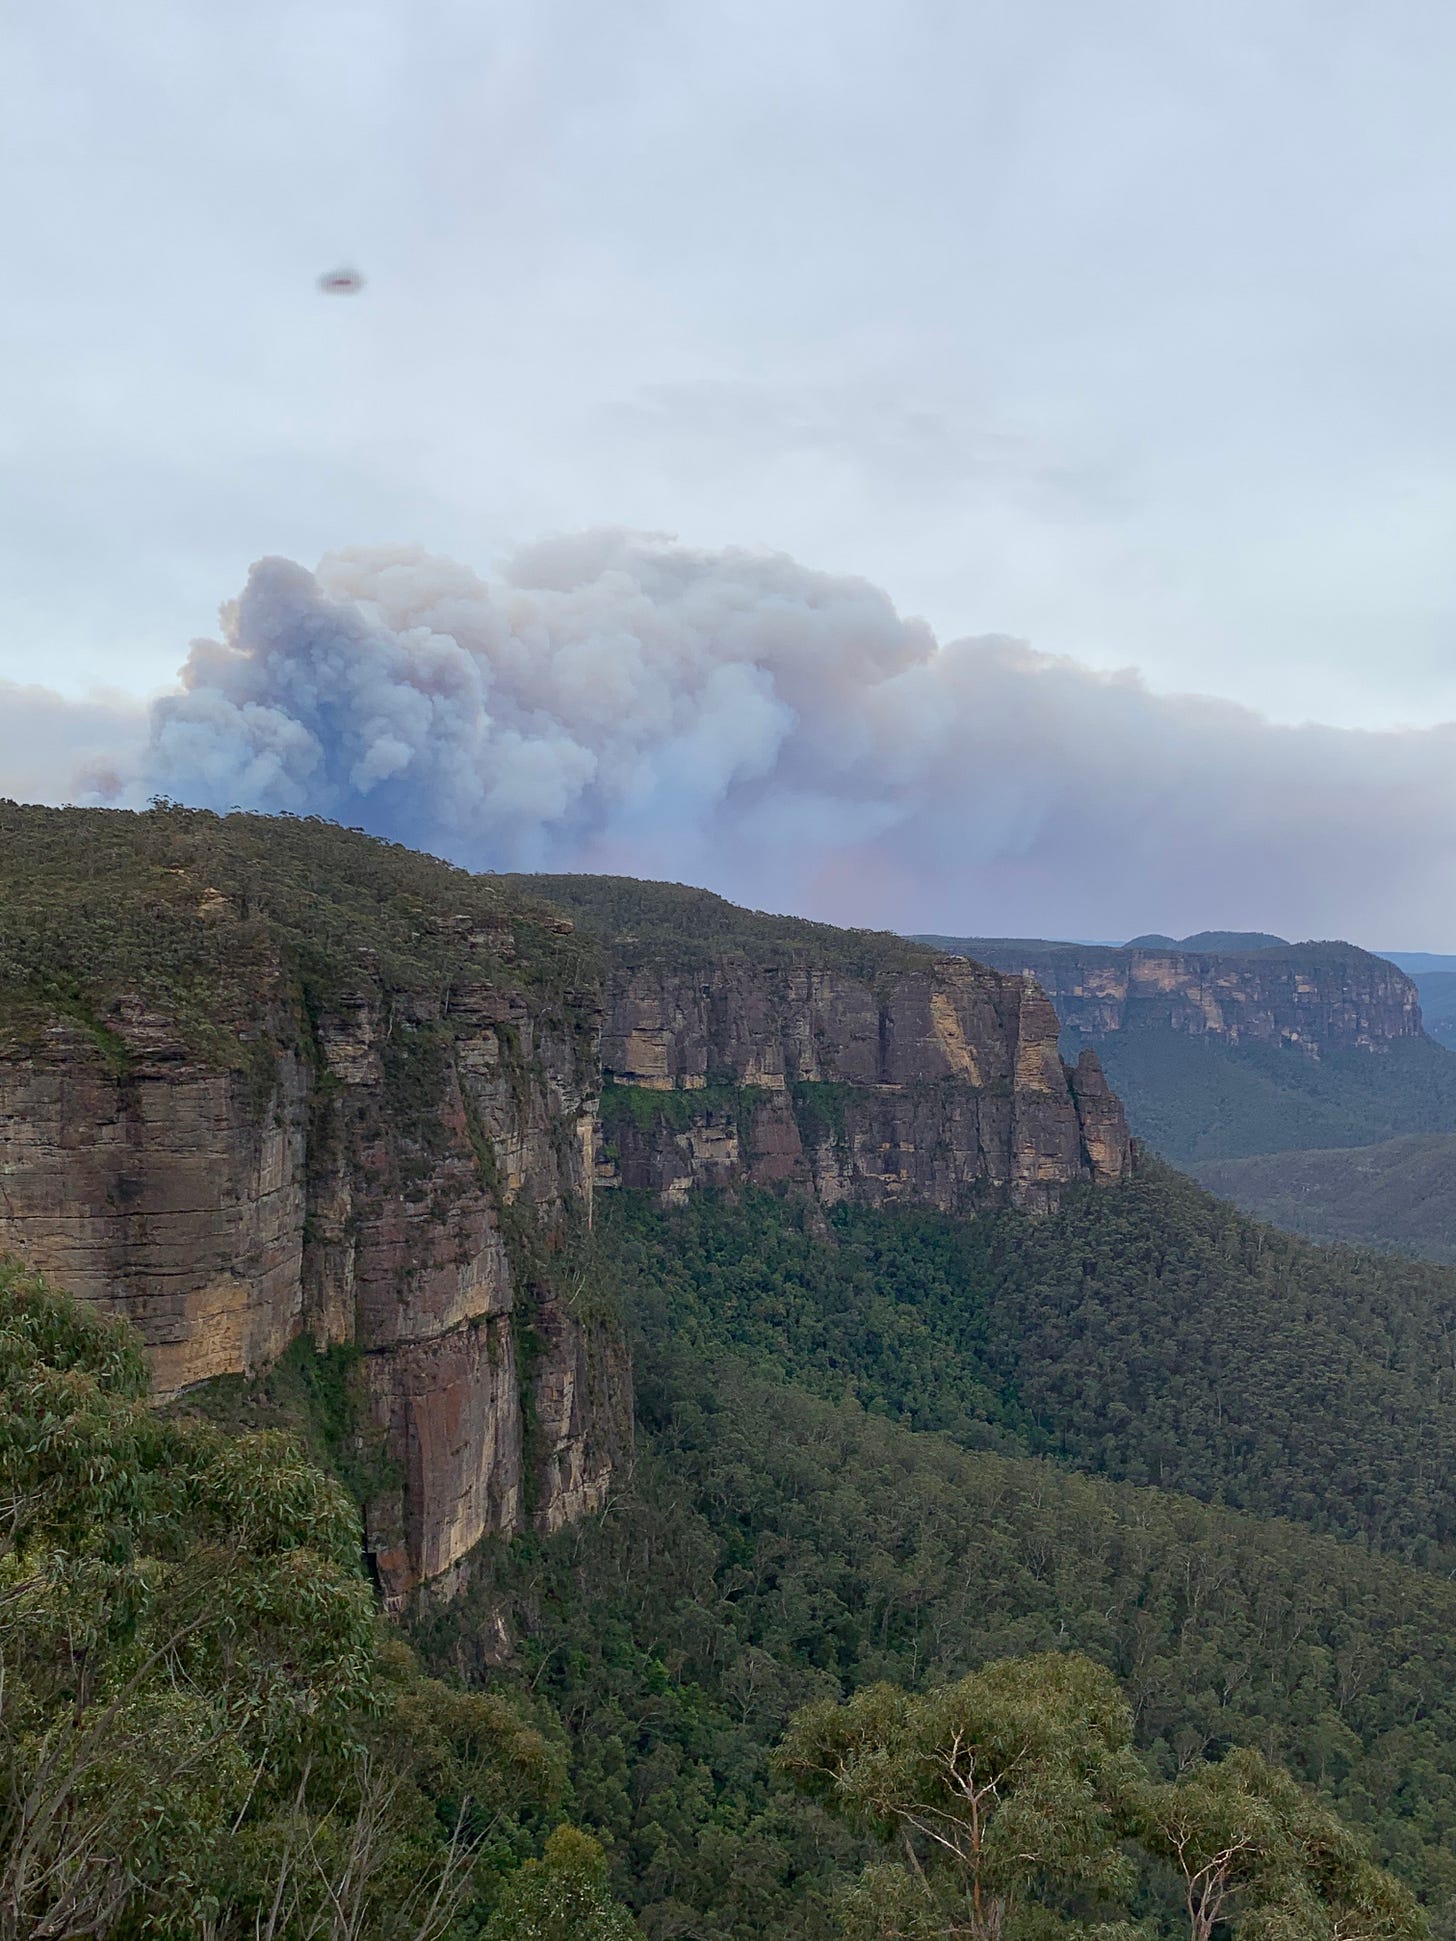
[1137,1747,1425,1941]
[481,1827,639,1941]
[778,1654,1144,1941]
[431,1311,1456,1938]
[0,1257,626,1940]
[780,1655,1426,1941]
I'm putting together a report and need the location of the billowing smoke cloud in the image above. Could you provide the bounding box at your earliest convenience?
[12,530,1456,943]
[0,682,146,808]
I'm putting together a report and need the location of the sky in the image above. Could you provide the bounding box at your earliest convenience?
[5,1,1456,942]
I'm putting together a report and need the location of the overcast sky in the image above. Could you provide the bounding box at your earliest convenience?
[7,0,1456,725]
[8,2,1456,943]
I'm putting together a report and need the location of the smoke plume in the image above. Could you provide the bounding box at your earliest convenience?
[9,530,1456,943]
[0,682,145,809]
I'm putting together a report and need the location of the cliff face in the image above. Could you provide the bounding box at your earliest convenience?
[509,878,1131,1214]
[0,807,625,1606]
[921,937,1425,1055]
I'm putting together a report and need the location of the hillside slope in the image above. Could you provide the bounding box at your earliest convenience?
[13,831,1456,1937]
[596,1163,1456,1563]
[1196,1131,1456,1262]
[1084,1029,1456,1162]
[416,1183,1456,1935]
[921,931,1456,1161]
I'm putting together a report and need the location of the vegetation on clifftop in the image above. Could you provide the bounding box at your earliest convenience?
[0,802,601,1071]
[10,814,1456,1941]
[503,872,937,977]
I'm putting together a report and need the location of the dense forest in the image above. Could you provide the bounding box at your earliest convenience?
[8,1243,1447,1941]
[592,1159,1456,1561]
[0,1256,638,1938]
[419,1330,1456,1934]
[9,812,1456,1938]
[403,1166,1456,1935]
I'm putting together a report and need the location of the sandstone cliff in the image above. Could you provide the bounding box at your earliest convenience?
[919,935,1425,1055]
[912,932,1456,1165]
[509,877,1131,1213]
[0,805,625,1604]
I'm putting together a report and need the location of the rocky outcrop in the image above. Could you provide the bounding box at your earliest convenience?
[922,937,1425,1055]
[593,955,1129,1213]
[0,968,615,1603]
[0,1006,308,1396]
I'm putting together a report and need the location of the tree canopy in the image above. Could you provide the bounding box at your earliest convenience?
[782,1655,1425,1941]
[0,1256,636,1940]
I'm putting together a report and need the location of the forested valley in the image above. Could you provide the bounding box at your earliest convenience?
[13,1149,1456,1936]
[405,1171,1456,1935]
[4,1227,1438,1941]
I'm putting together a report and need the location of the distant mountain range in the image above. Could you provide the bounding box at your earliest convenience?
[915,928,1456,1164]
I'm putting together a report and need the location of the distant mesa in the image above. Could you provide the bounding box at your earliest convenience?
[915,925,1449,1165]
[1124,930,1290,952]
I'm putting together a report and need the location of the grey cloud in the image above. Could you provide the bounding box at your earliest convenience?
[604,380,1125,518]
[18,0,1456,731]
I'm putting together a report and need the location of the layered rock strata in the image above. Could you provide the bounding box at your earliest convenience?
[0,825,1130,1607]
[923,938,1425,1055]
[593,956,1129,1211]
[0,856,616,1605]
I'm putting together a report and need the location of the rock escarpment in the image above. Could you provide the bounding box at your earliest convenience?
[920,936,1425,1055]
[510,877,1131,1212]
[0,806,625,1604]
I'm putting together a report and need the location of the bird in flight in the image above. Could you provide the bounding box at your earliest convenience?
[317,265,365,295]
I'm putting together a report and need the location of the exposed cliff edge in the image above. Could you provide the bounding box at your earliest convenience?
[508,876,1130,1212]
[917,934,1425,1052]
[0,804,625,1604]
[917,933,1456,1163]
